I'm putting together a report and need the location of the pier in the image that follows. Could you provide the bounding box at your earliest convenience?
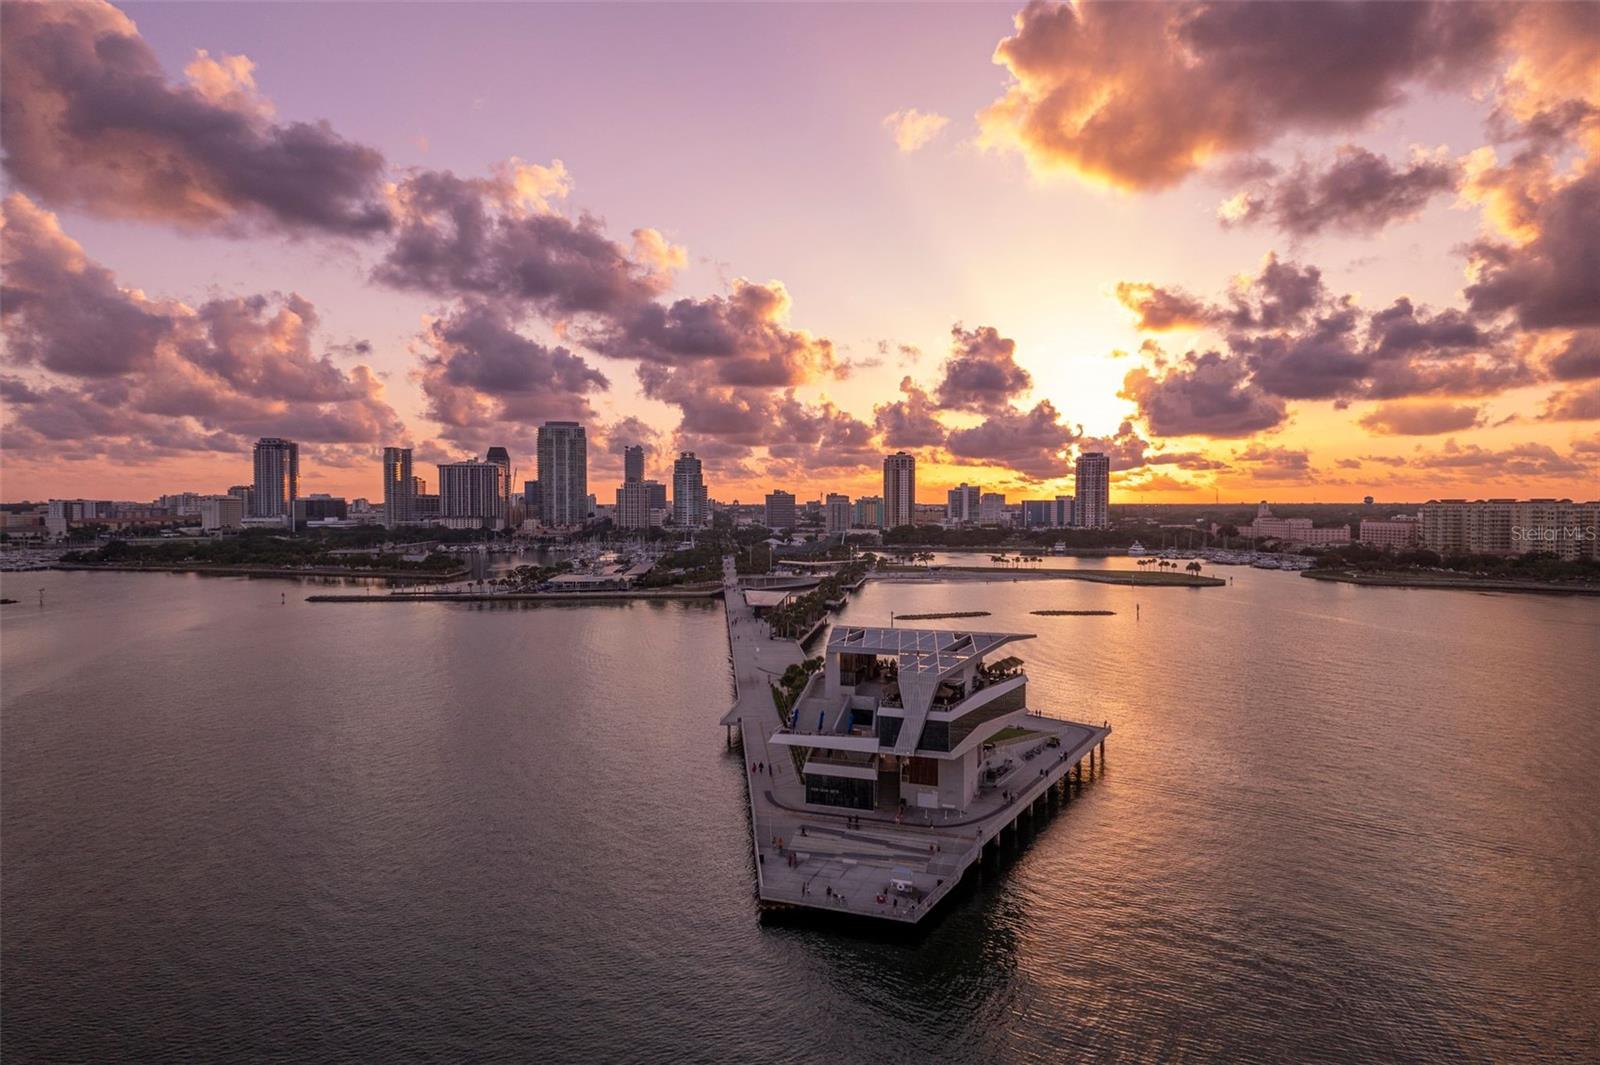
[719,558,1109,924]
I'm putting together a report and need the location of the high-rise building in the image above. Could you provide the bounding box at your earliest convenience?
[616,480,663,530]
[979,492,1006,525]
[382,446,415,526]
[1419,499,1598,560]
[485,446,512,518]
[853,496,883,529]
[536,421,587,526]
[437,460,506,529]
[227,484,254,512]
[1054,495,1074,528]
[946,483,981,525]
[672,452,708,527]
[825,493,851,535]
[883,451,915,529]
[1074,451,1110,529]
[623,445,645,484]
[765,490,797,530]
[251,437,299,520]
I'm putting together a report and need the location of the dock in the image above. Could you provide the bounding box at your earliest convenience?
[719,558,1109,924]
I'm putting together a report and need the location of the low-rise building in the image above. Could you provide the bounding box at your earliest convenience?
[1358,516,1421,549]
[199,495,245,532]
[765,490,797,531]
[853,496,883,529]
[1239,502,1350,546]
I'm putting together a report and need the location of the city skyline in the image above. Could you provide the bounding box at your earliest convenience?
[3,2,1598,505]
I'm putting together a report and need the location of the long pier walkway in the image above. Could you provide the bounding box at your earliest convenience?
[719,558,1110,924]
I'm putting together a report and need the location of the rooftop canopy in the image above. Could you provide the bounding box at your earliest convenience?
[828,626,1036,756]
[827,626,1032,677]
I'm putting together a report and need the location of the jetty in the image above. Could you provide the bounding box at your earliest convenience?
[719,558,1109,925]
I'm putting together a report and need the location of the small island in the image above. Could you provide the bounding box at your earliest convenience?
[1030,609,1116,616]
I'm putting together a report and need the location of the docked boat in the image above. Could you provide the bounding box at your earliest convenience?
[1127,540,1147,556]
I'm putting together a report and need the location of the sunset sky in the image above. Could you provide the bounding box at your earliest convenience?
[3,1,1597,504]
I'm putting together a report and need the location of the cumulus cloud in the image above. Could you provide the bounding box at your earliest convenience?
[944,400,1078,480]
[1545,332,1600,381]
[592,279,838,388]
[1146,450,1230,472]
[934,325,1033,411]
[1219,146,1460,236]
[1,195,404,462]
[1115,255,1528,436]
[374,166,662,318]
[1405,437,1590,479]
[1358,400,1484,436]
[1,0,390,235]
[1114,282,1210,332]
[1540,381,1600,422]
[883,109,951,153]
[980,0,1503,189]
[873,377,947,449]
[1232,443,1314,482]
[1119,350,1287,438]
[413,302,610,454]
[1464,161,1600,330]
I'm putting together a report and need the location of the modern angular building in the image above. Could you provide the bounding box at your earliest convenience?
[251,437,299,521]
[771,626,1041,812]
[1074,451,1110,528]
[672,452,708,527]
[883,451,916,529]
[853,496,883,529]
[382,446,415,526]
[536,421,587,526]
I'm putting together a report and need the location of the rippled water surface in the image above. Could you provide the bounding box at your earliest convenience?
[3,568,1597,1063]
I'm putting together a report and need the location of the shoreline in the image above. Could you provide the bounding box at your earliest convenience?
[1302,569,1600,596]
[883,544,1128,557]
[872,566,1224,588]
[52,562,468,583]
[306,584,722,603]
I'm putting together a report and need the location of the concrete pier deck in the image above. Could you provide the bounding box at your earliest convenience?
[720,559,1110,924]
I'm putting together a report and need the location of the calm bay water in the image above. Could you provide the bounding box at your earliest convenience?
[3,567,1597,1063]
